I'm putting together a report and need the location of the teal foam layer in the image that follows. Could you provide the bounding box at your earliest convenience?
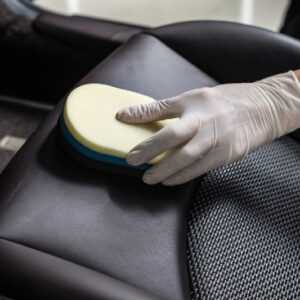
[59,116,151,170]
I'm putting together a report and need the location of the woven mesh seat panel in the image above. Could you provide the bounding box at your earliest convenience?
[188,136,300,300]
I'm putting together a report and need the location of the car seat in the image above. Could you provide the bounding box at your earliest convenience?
[1,21,300,300]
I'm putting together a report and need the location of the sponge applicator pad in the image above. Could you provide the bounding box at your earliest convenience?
[59,84,174,176]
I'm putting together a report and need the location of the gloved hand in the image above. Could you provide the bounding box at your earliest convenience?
[116,71,300,186]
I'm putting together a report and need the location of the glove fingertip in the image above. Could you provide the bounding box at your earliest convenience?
[116,107,135,122]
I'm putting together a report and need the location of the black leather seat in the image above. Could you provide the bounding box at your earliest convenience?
[1,21,300,300]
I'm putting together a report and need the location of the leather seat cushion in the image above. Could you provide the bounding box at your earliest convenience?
[0,34,216,300]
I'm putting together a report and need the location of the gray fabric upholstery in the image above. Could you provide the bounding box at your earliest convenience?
[188,136,300,299]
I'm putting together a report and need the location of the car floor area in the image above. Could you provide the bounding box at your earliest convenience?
[0,101,49,173]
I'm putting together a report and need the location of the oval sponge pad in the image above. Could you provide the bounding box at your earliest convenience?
[59,84,175,173]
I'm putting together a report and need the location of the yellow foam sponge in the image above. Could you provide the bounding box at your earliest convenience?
[61,84,174,169]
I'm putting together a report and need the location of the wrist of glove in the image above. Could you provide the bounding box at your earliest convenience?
[116,71,300,186]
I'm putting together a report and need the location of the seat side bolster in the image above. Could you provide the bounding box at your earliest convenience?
[0,238,160,300]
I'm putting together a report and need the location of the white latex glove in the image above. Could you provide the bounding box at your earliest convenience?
[116,71,300,186]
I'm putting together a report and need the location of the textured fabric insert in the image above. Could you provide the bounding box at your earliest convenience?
[188,136,300,300]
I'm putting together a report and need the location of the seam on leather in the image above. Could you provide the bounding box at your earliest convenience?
[148,20,274,34]
[0,237,162,300]
[0,236,127,286]
[110,28,145,43]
